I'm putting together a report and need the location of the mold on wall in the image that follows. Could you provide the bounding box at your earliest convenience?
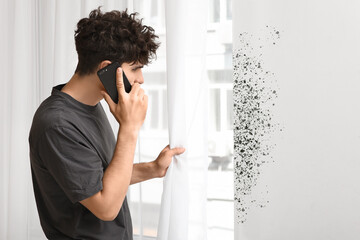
[233,26,282,224]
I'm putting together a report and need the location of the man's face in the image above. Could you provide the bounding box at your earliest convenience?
[121,62,144,86]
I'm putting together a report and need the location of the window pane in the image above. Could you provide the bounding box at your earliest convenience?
[149,90,159,129]
[226,0,232,20]
[227,89,234,130]
[208,70,232,83]
[209,88,220,131]
[209,0,220,23]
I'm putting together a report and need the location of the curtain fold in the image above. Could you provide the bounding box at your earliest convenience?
[157,0,208,239]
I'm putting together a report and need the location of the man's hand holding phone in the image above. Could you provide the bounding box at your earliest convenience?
[101,67,148,132]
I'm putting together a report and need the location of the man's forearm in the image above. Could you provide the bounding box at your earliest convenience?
[79,126,139,221]
[130,162,159,185]
[92,127,138,220]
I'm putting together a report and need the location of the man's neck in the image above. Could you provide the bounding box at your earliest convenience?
[61,73,104,106]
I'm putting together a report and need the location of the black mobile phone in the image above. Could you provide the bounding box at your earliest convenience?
[97,62,132,103]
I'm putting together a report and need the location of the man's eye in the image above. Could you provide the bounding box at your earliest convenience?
[133,67,143,71]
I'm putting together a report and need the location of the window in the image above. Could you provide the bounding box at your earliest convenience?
[129,0,233,239]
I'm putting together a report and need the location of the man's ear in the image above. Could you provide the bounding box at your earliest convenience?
[97,60,112,71]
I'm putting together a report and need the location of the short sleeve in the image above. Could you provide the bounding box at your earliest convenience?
[38,126,104,203]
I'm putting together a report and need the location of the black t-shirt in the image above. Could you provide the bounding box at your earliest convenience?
[29,84,133,240]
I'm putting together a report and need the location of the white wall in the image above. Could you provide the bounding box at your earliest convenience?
[233,0,360,239]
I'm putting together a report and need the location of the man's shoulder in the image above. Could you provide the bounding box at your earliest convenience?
[29,95,76,146]
[35,94,71,124]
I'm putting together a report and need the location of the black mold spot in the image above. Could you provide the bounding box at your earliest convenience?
[233,27,282,224]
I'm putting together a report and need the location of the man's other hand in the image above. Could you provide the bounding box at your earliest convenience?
[152,145,186,178]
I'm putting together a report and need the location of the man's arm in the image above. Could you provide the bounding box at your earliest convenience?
[80,67,147,221]
[130,162,157,185]
[130,144,185,185]
[80,127,138,221]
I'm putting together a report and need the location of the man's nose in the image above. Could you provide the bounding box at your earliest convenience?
[134,78,144,84]
[134,73,144,84]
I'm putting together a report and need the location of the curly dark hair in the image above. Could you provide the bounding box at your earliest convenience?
[74,7,160,75]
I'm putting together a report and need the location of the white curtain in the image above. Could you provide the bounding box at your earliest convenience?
[0,0,208,239]
[233,0,360,239]
[0,0,39,239]
[157,0,208,240]
[0,1,128,239]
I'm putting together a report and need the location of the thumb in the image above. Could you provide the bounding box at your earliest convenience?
[170,147,186,156]
[116,67,126,97]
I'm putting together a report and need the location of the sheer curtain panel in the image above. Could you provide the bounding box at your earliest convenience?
[1,1,131,239]
[157,0,209,239]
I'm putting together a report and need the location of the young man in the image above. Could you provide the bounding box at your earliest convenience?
[29,8,185,240]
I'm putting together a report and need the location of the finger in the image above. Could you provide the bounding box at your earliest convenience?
[116,67,126,97]
[138,92,146,101]
[101,91,116,112]
[161,144,171,153]
[169,147,186,156]
[130,83,141,96]
[142,94,148,104]
[137,88,145,97]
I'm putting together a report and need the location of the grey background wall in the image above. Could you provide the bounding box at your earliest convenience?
[233,0,360,239]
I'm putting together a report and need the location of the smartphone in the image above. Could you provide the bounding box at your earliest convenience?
[97,61,132,103]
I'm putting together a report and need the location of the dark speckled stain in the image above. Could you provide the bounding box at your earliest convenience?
[233,26,282,224]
